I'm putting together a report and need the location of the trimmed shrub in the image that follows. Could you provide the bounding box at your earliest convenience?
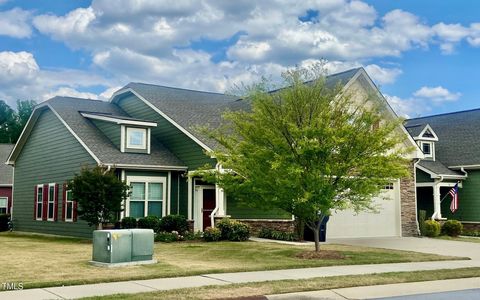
[424,220,441,237]
[155,231,181,243]
[138,215,160,231]
[216,218,250,241]
[441,220,463,237]
[258,227,296,241]
[0,214,9,232]
[184,231,203,241]
[463,230,480,237]
[158,214,189,234]
[203,227,221,242]
[121,217,137,229]
[418,210,427,236]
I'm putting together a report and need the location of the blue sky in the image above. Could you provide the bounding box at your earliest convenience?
[0,0,479,118]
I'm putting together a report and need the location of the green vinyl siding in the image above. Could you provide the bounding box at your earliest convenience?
[416,169,434,183]
[90,119,121,148]
[117,94,215,169]
[13,109,96,238]
[442,170,480,222]
[227,196,291,220]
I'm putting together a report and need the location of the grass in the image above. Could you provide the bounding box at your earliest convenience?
[436,235,480,243]
[85,267,480,300]
[0,232,466,289]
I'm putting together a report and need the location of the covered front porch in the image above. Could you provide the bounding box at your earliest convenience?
[416,180,463,220]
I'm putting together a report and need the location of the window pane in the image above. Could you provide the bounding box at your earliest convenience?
[148,183,163,200]
[48,203,54,218]
[37,203,42,219]
[129,131,144,146]
[66,202,73,220]
[131,182,145,200]
[49,186,55,202]
[37,187,43,202]
[0,198,7,208]
[129,201,145,218]
[148,201,162,217]
[0,208,6,214]
[66,190,73,200]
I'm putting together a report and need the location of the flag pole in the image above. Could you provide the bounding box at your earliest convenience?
[439,181,459,203]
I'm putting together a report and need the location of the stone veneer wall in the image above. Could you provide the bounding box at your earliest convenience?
[462,222,480,231]
[231,219,295,235]
[400,161,419,236]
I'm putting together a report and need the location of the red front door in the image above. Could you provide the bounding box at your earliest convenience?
[202,189,216,230]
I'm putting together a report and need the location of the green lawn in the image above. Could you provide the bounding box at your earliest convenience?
[436,235,480,243]
[85,267,480,300]
[0,232,466,289]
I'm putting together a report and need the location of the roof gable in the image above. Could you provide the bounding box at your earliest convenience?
[0,144,14,185]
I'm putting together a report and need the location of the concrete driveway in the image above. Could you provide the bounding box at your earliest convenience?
[327,237,480,260]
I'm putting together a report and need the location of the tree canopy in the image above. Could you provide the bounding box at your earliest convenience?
[199,67,411,251]
[69,166,130,229]
[0,99,36,143]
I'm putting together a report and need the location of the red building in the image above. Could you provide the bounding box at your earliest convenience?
[0,144,14,215]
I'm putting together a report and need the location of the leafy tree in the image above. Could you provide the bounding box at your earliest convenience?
[199,67,410,251]
[0,99,36,143]
[69,166,130,230]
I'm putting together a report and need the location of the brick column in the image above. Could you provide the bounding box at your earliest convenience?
[400,161,419,236]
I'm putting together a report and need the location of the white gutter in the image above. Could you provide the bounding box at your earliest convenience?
[413,159,420,235]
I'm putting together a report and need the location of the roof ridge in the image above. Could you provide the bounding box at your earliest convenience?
[407,107,480,121]
[128,82,230,96]
[46,96,104,103]
[326,67,362,77]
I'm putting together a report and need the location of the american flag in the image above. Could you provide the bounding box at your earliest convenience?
[449,183,459,213]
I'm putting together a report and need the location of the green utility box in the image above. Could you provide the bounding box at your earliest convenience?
[92,229,155,266]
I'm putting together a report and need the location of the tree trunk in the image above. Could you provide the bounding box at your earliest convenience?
[295,218,305,241]
[313,226,320,252]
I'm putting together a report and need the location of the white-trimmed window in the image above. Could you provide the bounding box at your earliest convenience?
[47,183,55,221]
[0,197,7,214]
[65,189,74,222]
[36,184,43,220]
[126,127,147,150]
[421,141,433,158]
[126,176,166,218]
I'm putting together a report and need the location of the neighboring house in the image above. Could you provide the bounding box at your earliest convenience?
[0,144,14,215]
[406,110,480,230]
[6,68,423,238]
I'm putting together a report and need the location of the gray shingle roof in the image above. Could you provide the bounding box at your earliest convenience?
[418,160,464,177]
[46,97,185,168]
[405,124,425,138]
[125,68,362,150]
[0,144,14,184]
[405,108,480,167]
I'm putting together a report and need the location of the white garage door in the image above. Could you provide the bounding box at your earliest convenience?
[327,181,401,238]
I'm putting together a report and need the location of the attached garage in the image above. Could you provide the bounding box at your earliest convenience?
[327,180,402,238]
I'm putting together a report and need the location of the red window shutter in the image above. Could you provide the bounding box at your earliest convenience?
[73,201,78,222]
[7,197,11,215]
[42,184,48,221]
[62,183,67,221]
[33,186,37,220]
[54,184,59,221]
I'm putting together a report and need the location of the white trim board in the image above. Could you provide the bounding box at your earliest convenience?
[80,112,157,127]
[110,88,213,153]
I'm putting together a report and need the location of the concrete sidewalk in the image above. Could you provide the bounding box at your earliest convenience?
[267,277,480,299]
[1,259,480,300]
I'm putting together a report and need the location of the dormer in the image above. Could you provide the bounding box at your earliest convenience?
[81,112,157,154]
[412,124,438,161]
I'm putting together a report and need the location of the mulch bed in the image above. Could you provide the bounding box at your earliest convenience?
[295,250,345,260]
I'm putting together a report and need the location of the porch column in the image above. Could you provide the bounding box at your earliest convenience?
[432,183,442,220]
[187,175,193,220]
[215,184,226,216]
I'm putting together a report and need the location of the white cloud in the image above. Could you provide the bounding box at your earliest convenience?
[364,64,402,85]
[0,51,117,107]
[0,8,32,38]
[42,87,99,101]
[384,94,425,118]
[413,86,461,102]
